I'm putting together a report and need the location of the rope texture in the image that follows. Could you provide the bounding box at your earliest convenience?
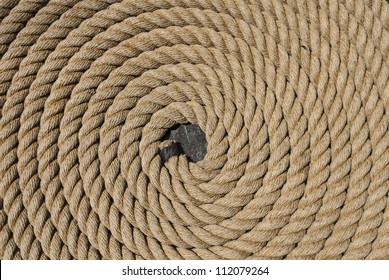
[0,0,389,260]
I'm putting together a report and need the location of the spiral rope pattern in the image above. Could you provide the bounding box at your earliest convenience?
[0,0,389,260]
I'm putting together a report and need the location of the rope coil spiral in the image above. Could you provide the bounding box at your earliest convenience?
[0,0,388,260]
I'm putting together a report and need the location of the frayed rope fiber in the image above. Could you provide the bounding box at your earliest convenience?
[0,0,389,260]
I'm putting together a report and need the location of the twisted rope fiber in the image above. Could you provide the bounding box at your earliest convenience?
[0,0,388,260]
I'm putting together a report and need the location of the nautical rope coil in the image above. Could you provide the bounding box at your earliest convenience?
[0,0,389,260]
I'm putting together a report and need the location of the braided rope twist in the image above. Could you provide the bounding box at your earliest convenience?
[0,0,389,260]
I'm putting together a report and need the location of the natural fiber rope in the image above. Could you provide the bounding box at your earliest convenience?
[0,0,388,260]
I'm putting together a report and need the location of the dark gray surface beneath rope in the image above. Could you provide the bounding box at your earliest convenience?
[160,124,207,163]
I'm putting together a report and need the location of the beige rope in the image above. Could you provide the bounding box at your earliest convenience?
[0,0,388,260]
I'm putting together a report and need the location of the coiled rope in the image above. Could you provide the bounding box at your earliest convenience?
[0,0,389,260]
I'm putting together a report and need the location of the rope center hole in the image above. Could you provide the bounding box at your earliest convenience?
[160,123,207,163]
